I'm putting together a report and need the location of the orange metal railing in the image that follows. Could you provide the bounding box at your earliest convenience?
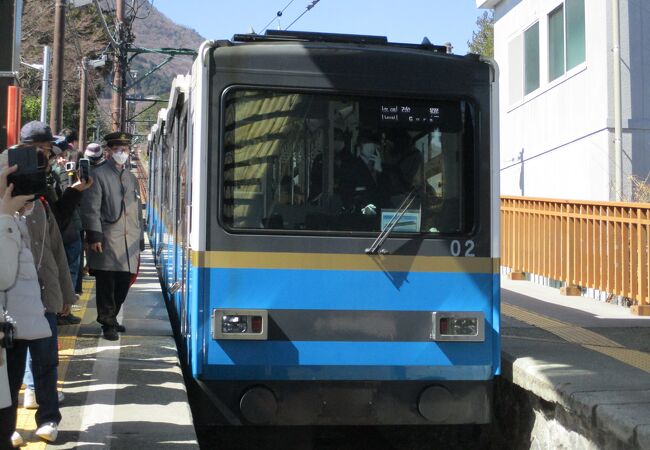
[501,196,650,314]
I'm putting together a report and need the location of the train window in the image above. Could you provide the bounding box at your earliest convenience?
[222,89,475,235]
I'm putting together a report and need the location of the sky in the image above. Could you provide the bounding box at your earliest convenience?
[152,0,486,55]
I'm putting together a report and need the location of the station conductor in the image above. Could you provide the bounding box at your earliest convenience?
[80,132,144,341]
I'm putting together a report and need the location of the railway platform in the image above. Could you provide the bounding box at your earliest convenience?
[500,276,650,449]
[13,243,199,449]
[10,237,650,449]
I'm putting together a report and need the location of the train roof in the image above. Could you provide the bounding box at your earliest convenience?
[229,30,473,58]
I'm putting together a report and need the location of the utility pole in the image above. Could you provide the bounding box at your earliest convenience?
[50,0,66,132]
[111,0,126,131]
[78,57,88,151]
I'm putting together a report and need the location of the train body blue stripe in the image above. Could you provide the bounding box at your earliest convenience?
[491,272,501,375]
[203,340,493,381]
[194,266,498,381]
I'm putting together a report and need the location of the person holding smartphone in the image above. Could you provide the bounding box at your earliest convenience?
[0,164,34,449]
[0,132,78,443]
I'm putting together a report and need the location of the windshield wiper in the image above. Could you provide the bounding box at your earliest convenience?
[365,189,418,255]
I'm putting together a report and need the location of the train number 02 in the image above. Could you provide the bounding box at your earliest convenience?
[450,240,475,257]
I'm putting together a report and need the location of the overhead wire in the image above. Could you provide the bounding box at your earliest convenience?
[285,0,321,31]
[260,0,297,34]
[129,0,154,21]
[66,4,114,123]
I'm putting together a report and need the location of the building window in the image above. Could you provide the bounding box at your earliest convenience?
[566,0,586,69]
[549,6,564,80]
[508,34,524,104]
[524,22,539,95]
[549,0,585,81]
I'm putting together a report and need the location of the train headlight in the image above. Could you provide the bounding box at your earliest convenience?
[212,309,268,340]
[222,315,248,334]
[431,312,485,342]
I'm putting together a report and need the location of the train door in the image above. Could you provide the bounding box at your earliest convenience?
[167,114,178,292]
[159,125,170,288]
[153,131,163,253]
[174,108,189,330]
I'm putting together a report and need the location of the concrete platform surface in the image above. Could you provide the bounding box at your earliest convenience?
[501,275,650,449]
[17,246,200,449]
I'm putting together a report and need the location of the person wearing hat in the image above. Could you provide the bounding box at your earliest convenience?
[0,121,87,443]
[17,122,92,420]
[84,142,105,167]
[21,123,92,323]
[59,128,81,165]
[19,121,64,158]
[80,131,144,341]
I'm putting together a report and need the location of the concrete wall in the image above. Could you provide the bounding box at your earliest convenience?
[493,0,611,200]
[624,0,650,197]
[483,0,650,201]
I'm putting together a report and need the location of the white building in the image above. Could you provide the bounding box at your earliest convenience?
[477,0,650,201]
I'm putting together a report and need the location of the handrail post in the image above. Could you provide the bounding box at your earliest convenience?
[632,207,650,315]
[508,198,526,280]
[560,202,581,296]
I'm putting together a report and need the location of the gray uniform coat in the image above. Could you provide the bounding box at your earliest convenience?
[80,160,143,274]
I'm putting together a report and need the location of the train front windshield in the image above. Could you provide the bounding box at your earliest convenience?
[222,89,476,234]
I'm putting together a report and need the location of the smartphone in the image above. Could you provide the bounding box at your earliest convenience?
[78,158,90,182]
[6,146,48,196]
[65,161,76,172]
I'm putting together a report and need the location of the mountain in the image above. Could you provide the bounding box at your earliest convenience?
[129,1,204,97]
[18,0,204,132]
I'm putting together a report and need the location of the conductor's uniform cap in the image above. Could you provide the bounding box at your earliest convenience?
[103,131,133,147]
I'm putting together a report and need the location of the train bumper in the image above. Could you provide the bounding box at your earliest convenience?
[200,379,493,425]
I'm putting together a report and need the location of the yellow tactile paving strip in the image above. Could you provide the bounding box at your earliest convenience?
[503,302,650,374]
[15,278,94,449]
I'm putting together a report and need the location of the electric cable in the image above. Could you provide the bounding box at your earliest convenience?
[67,8,114,121]
[285,0,321,31]
[260,0,297,34]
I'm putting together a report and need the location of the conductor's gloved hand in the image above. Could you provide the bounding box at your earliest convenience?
[361,203,377,215]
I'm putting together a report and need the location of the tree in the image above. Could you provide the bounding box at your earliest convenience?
[21,95,43,125]
[468,11,494,58]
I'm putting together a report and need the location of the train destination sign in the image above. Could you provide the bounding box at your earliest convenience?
[380,104,441,124]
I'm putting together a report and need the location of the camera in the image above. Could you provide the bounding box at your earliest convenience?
[65,161,76,172]
[0,321,15,349]
[78,158,90,182]
[6,146,48,197]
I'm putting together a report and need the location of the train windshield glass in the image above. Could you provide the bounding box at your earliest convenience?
[222,89,475,234]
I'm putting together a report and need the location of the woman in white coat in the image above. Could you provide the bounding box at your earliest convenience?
[0,165,34,450]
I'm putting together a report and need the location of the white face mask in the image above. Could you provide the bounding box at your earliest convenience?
[112,151,129,165]
[360,143,378,159]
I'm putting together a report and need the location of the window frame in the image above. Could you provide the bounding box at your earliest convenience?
[217,85,480,238]
[548,0,585,82]
[523,21,540,95]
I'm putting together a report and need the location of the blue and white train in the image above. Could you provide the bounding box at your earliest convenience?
[147,30,500,425]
